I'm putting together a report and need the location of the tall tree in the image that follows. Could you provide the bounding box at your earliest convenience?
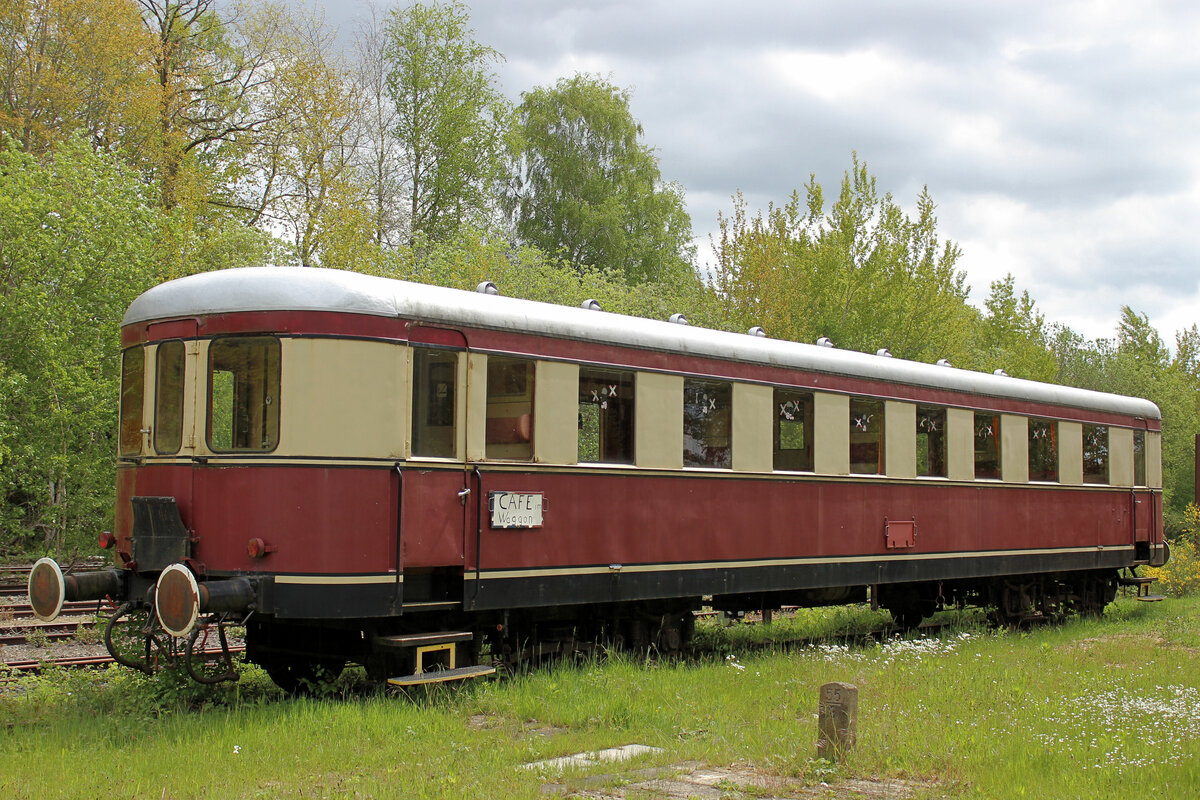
[353,3,406,249]
[138,0,282,210]
[0,0,156,157]
[384,1,509,244]
[238,10,368,267]
[712,155,971,360]
[970,274,1057,380]
[507,74,694,283]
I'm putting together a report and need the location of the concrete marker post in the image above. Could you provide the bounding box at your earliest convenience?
[817,681,858,761]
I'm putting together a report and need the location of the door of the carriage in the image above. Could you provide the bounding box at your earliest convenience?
[404,326,471,611]
[148,318,200,520]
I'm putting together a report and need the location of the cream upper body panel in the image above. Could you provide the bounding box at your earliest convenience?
[278,338,406,459]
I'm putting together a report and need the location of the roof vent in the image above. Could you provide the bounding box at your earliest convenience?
[580,298,602,311]
[993,368,1009,377]
[748,326,767,337]
[816,337,834,348]
[476,280,499,296]
[669,313,689,325]
[876,348,892,358]
[936,358,953,367]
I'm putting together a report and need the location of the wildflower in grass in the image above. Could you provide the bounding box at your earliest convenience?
[1035,685,1200,773]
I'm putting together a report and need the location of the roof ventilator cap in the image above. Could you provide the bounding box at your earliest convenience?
[748,326,767,337]
[476,280,499,296]
[876,348,892,357]
[936,358,953,367]
[816,337,834,348]
[669,313,688,325]
[581,298,602,311]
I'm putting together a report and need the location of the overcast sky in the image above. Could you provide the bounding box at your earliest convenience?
[322,0,1200,342]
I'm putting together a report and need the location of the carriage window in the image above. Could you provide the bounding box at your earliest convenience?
[154,340,186,454]
[119,347,144,455]
[1028,418,1058,482]
[579,369,634,464]
[1134,429,1147,487]
[1083,424,1109,484]
[916,406,946,478]
[208,337,280,452]
[774,389,814,471]
[850,397,884,475]
[974,412,1000,480]
[485,356,533,460]
[412,348,457,458]
[684,379,731,468]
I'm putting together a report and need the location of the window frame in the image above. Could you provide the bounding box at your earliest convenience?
[1027,417,1059,483]
[1082,424,1110,485]
[773,388,815,472]
[1133,429,1147,487]
[974,411,1001,480]
[683,377,732,469]
[916,405,947,478]
[410,345,460,460]
[484,355,535,461]
[578,368,635,465]
[119,346,145,456]
[849,396,885,476]
[153,340,187,455]
[206,335,282,454]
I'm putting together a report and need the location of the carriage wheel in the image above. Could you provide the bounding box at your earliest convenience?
[262,657,345,695]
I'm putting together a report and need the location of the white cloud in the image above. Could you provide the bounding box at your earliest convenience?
[761,47,913,104]
[316,0,1200,342]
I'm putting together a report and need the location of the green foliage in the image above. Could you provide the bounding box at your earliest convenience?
[712,154,972,361]
[1146,504,1200,596]
[967,273,1057,380]
[507,74,695,283]
[1147,540,1200,597]
[384,0,510,243]
[0,138,163,554]
[374,227,721,328]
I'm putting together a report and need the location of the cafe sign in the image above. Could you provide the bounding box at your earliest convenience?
[488,491,544,529]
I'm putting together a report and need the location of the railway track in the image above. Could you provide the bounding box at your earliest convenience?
[2,645,248,674]
[0,618,101,646]
[2,600,105,620]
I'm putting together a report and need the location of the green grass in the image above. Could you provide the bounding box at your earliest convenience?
[3,598,1199,798]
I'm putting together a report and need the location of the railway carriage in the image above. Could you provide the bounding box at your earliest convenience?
[29,266,1168,690]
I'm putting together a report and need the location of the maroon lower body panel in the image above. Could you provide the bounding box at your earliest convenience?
[467,470,1146,570]
[114,462,1157,619]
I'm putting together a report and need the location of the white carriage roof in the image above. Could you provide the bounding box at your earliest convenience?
[124,266,1160,420]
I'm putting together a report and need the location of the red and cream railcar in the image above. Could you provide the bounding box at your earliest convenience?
[29,267,1167,689]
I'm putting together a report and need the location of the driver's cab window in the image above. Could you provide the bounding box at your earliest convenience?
[207,337,280,452]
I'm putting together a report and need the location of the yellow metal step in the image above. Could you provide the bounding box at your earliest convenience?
[387,664,496,687]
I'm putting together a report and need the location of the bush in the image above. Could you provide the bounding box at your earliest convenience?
[1145,504,1200,596]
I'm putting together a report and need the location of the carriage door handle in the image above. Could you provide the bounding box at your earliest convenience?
[458,487,471,505]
